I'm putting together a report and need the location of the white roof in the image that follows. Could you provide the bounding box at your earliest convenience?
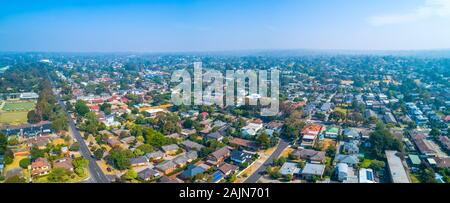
[303,134,317,140]
[359,168,376,183]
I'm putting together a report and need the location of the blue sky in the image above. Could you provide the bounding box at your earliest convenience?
[1,0,450,52]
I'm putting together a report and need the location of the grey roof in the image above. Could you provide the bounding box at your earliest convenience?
[301,163,325,176]
[181,140,205,151]
[342,141,359,154]
[343,128,360,138]
[280,162,300,175]
[385,150,410,183]
[156,161,176,172]
[335,154,359,165]
[336,163,349,174]
[138,168,160,180]
[173,155,189,165]
[209,146,230,160]
[207,132,223,140]
[186,151,198,160]
[146,150,165,159]
[161,144,179,152]
[130,156,148,165]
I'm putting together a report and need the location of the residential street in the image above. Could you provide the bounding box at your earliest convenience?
[244,139,290,183]
[52,80,111,183]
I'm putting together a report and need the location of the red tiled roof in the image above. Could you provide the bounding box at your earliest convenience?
[229,137,259,148]
[32,157,50,168]
[301,124,323,135]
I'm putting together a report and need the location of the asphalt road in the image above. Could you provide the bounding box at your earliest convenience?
[51,80,110,183]
[244,139,290,183]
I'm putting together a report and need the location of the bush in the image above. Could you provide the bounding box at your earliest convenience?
[19,158,31,169]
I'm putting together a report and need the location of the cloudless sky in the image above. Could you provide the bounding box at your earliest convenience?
[1,0,450,52]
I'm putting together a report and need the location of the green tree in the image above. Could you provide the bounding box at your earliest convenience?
[48,168,70,183]
[30,147,46,160]
[108,147,133,170]
[326,145,337,157]
[257,133,271,149]
[27,110,42,124]
[420,168,437,183]
[369,122,403,159]
[94,148,105,160]
[0,132,7,155]
[19,158,31,169]
[136,144,154,154]
[122,169,138,181]
[72,157,89,176]
[75,100,90,116]
[429,128,440,137]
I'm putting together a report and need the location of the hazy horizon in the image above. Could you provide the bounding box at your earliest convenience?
[1,0,450,52]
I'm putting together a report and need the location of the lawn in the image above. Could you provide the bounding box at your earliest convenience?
[1,101,36,112]
[360,159,373,168]
[279,147,294,158]
[334,107,348,115]
[0,111,29,126]
[34,166,90,183]
[318,138,336,151]
[4,155,29,177]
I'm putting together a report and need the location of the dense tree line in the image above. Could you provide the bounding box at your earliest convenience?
[27,80,68,132]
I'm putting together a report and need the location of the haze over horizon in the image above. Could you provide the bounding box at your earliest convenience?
[1,0,450,52]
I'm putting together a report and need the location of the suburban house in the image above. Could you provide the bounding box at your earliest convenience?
[230,150,253,165]
[359,168,376,183]
[291,148,326,164]
[206,132,224,142]
[173,155,189,168]
[210,171,225,183]
[334,154,359,167]
[241,123,263,138]
[279,162,301,176]
[218,163,239,176]
[53,157,74,172]
[342,141,360,154]
[181,140,205,151]
[324,126,340,139]
[266,121,284,133]
[145,151,165,161]
[156,160,176,175]
[130,156,149,167]
[137,168,160,181]
[31,157,51,177]
[301,163,325,180]
[385,150,411,183]
[0,121,52,137]
[206,147,231,166]
[229,137,259,151]
[412,135,436,157]
[438,136,450,152]
[300,124,323,147]
[336,163,358,183]
[343,128,360,139]
[180,165,206,180]
[434,157,450,169]
[161,144,180,156]
[159,176,182,183]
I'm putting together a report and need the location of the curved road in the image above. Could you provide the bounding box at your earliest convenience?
[51,79,110,183]
[244,139,289,183]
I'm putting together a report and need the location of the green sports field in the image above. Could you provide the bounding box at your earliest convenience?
[0,100,35,126]
[1,101,36,111]
[0,111,29,126]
